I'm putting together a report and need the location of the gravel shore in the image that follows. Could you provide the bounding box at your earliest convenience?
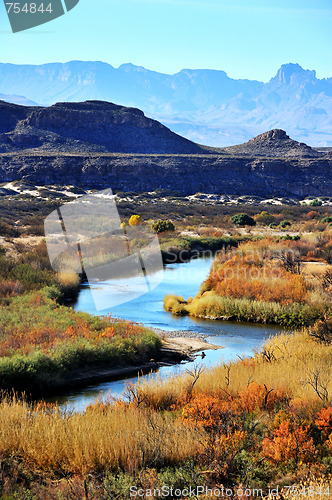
[151,327,207,340]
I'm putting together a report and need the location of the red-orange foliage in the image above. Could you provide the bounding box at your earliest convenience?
[181,393,248,476]
[315,406,332,435]
[237,383,286,413]
[181,394,236,432]
[262,421,315,465]
[206,246,308,305]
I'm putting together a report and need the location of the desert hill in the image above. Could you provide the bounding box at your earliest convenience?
[0,100,203,154]
[0,100,331,198]
[222,129,321,158]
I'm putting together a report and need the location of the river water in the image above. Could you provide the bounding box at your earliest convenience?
[51,257,284,411]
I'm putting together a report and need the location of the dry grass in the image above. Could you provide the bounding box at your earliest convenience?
[302,263,329,276]
[0,398,204,476]
[56,271,80,288]
[164,292,321,326]
[136,329,332,409]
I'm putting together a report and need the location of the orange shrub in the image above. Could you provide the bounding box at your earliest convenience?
[262,420,315,465]
[181,394,236,432]
[315,406,332,435]
[237,382,286,413]
[208,255,307,305]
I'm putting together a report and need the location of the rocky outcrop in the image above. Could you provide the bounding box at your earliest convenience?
[223,129,320,158]
[0,100,203,154]
[0,100,331,198]
[0,152,331,198]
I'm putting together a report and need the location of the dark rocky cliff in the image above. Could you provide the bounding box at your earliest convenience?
[0,100,331,197]
[0,153,331,198]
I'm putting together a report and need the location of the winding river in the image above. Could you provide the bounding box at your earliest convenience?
[50,257,284,411]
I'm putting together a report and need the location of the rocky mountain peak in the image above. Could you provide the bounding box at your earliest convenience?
[249,129,289,142]
[272,63,317,85]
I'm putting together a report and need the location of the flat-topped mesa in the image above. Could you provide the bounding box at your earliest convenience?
[222,129,320,158]
[0,100,204,154]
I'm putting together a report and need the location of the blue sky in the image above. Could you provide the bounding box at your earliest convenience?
[0,0,331,81]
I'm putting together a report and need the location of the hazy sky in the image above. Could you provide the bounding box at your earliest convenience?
[0,0,331,81]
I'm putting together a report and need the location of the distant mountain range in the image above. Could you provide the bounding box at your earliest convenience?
[0,61,331,147]
[0,92,37,106]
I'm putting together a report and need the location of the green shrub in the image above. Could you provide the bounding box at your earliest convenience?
[231,214,256,227]
[152,219,175,233]
[309,199,322,207]
[280,234,300,241]
[321,216,332,224]
[280,220,291,228]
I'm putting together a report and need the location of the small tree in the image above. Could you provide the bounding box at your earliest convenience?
[309,199,322,207]
[151,220,175,234]
[231,213,256,227]
[129,215,142,226]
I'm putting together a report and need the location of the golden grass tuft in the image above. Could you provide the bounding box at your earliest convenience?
[56,272,80,288]
[0,397,204,476]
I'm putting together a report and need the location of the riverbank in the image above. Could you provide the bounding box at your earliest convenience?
[0,294,222,397]
[164,292,322,327]
[164,236,331,328]
[45,331,223,395]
